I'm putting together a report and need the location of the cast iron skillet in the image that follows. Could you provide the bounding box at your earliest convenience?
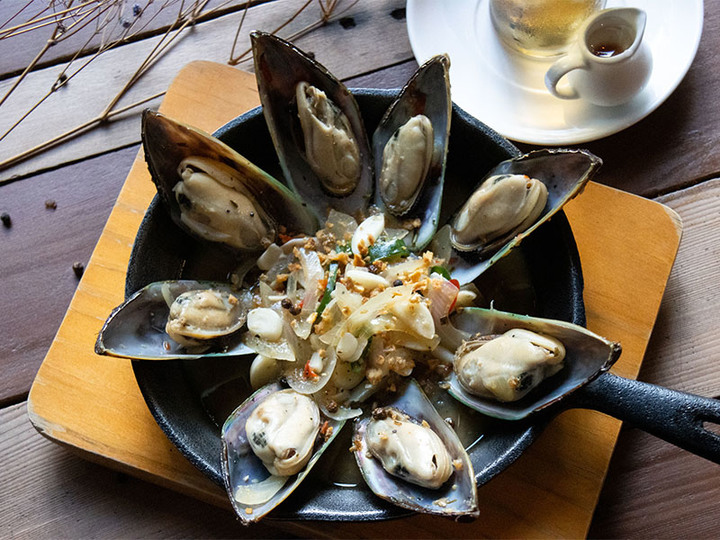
[128,90,720,521]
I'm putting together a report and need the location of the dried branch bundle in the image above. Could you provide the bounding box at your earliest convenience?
[0,0,358,178]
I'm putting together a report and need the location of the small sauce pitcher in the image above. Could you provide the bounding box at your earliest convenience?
[545,8,652,107]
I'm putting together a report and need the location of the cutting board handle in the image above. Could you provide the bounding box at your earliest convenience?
[575,373,720,463]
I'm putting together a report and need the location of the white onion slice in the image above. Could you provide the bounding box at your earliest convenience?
[287,348,338,395]
[351,214,385,256]
[233,474,289,505]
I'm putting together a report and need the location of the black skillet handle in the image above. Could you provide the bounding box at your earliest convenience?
[571,372,720,463]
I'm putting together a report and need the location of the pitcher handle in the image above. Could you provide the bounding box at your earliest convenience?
[545,51,585,100]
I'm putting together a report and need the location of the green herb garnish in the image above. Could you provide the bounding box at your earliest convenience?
[367,239,410,262]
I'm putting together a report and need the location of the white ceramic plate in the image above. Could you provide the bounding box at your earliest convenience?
[406,0,704,144]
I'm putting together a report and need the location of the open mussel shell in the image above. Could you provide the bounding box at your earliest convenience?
[251,31,373,220]
[373,54,451,251]
[446,307,622,421]
[95,280,253,360]
[353,379,478,518]
[221,382,345,523]
[141,110,317,252]
[447,148,601,284]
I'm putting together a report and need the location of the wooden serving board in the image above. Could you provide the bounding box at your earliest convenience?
[28,61,682,538]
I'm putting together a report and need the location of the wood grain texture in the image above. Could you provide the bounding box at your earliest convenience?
[0,0,410,182]
[588,178,720,538]
[0,0,251,76]
[591,423,720,538]
[26,61,681,539]
[0,402,293,538]
[639,178,720,395]
[0,145,136,405]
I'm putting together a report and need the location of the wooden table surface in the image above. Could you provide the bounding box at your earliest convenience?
[2,0,719,537]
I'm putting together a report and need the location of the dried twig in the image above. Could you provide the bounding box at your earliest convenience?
[0,0,360,177]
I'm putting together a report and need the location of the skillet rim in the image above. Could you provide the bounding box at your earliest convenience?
[129,89,585,521]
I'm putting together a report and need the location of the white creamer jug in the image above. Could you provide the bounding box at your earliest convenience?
[545,8,652,107]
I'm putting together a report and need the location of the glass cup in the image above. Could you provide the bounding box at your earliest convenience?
[489,0,607,58]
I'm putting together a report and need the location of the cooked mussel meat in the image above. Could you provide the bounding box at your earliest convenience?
[373,54,451,251]
[173,157,277,251]
[378,114,434,215]
[365,407,453,489]
[165,288,246,348]
[142,110,317,252]
[245,389,321,476]
[95,280,253,360]
[221,383,344,523]
[296,81,361,196]
[454,328,566,402]
[446,307,622,420]
[445,149,601,284]
[451,173,548,252]
[251,31,373,219]
[354,379,478,517]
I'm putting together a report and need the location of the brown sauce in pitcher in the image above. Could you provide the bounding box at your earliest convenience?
[588,23,635,58]
[589,41,625,57]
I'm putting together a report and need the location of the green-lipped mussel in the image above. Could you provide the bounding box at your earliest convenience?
[444,307,622,421]
[372,54,452,251]
[142,110,318,253]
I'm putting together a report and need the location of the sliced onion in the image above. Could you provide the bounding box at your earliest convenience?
[297,248,324,314]
[325,209,358,242]
[256,243,283,271]
[242,334,296,361]
[287,347,337,395]
[258,281,274,307]
[160,282,175,308]
[340,283,416,339]
[436,317,472,352]
[316,398,362,421]
[352,214,385,256]
[427,276,460,324]
[233,474,289,505]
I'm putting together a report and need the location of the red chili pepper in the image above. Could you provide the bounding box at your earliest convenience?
[448,278,461,313]
[303,359,318,379]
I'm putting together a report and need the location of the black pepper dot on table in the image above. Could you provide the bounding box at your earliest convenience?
[339,17,356,29]
[45,199,57,210]
[72,262,85,278]
[390,8,406,20]
[1,212,11,228]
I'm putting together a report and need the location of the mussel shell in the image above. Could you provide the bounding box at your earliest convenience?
[372,54,451,251]
[447,148,602,284]
[95,280,253,360]
[251,31,373,220]
[142,110,317,251]
[354,379,478,517]
[447,307,622,420]
[221,382,345,523]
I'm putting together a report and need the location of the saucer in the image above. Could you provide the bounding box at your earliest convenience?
[406,0,704,144]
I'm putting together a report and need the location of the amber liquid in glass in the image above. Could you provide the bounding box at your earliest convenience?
[490,0,606,57]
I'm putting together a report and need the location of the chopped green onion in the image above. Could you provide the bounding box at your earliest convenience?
[429,265,451,280]
[335,241,353,254]
[367,239,410,262]
[316,262,339,317]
